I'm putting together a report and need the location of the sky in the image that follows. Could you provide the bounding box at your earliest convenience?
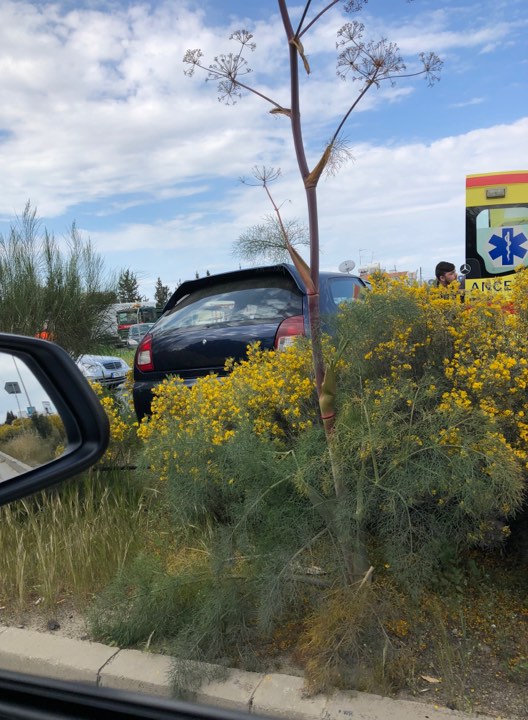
[0,0,527,300]
[0,352,56,419]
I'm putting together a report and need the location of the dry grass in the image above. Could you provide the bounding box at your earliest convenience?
[0,431,58,467]
[292,558,528,716]
[0,470,149,610]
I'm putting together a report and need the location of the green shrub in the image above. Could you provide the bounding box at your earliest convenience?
[93,276,527,693]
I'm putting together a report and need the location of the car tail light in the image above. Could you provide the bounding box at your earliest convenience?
[135,333,154,372]
[274,315,305,350]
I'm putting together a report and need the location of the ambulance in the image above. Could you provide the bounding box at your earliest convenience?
[464,171,528,295]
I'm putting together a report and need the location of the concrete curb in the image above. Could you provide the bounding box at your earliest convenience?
[0,626,504,720]
[0,450,32,481]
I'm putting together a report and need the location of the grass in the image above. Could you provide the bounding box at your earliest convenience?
[0,469,150,610]
[89,341,135,365]
[0,340,142,612]
[0,458,525,717]
[111,347,136,366]
[0,428,63,467]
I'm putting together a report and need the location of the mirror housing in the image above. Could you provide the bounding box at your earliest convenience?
[0,333,109,506]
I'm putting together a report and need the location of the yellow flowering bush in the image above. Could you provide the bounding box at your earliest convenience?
[138,342,316,483]
[131,277,527,580]
[92,276,528,691]
[437,274,528,469]
[334,274,527,582]
[90,377,137,463]
[0,411,66,466]
[0,417,26,443]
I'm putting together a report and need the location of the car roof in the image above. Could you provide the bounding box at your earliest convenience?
[164,264,364,313]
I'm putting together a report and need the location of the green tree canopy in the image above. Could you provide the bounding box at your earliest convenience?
[0,202,118,357]
[4,410,16,426]
[117,269,142,302]
[154,277,170,308]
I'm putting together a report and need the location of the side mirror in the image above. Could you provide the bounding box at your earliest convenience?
[0,333,109,507]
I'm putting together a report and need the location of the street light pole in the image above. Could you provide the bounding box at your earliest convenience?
[13,357,31,411]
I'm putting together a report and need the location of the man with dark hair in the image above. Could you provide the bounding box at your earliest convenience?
[435,261,458,288]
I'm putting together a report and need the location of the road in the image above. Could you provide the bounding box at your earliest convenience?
[0,450,32,481]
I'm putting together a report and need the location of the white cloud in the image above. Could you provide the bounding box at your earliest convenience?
[87,115,528,301]
[0,0,526,299]
[0,1,293,218]
[450,97,484,109]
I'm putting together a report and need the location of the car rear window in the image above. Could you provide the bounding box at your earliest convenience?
[157,276,303,331]
[328,277,365,306]
[130,324,152,336]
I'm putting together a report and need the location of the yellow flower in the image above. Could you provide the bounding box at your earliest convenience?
[138,342,317,482]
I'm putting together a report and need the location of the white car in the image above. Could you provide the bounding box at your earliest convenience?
[76,354,130,387]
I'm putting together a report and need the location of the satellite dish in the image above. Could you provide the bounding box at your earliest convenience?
[338,260,356,274]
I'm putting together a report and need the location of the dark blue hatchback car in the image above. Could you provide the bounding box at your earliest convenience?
[133,264,368,419]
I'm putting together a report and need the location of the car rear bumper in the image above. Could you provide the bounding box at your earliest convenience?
[132,381,150,420]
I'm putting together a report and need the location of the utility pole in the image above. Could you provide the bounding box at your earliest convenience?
[13,357,32,411]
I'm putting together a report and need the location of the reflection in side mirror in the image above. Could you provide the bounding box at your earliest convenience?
[0,353,66,480]
[0,334,109,507]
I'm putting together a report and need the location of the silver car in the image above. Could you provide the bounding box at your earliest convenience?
[126,323,154,348]
[76,354,130,387]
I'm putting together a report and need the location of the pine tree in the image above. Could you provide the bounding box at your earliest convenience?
[117,269,141,302]
[154,277,170,308]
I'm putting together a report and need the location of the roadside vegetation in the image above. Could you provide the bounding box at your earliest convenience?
[0,470,150,610]
[94,276,528,707]
[0,413,65,466]
[1,275,525,714]
[184,0,442,585]
[0,203,118,356]
[0,2,524,712]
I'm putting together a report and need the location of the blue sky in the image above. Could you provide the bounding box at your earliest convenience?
[0,0,526,299]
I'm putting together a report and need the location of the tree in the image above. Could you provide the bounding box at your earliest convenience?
[4,410,16,425]
[0,202,118,357]
[117,269,142,303]
[154,277,170,308]
[184,3,440,396]
[31,412,53,439]
[184,1,441,582]
[233,213,309,264]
